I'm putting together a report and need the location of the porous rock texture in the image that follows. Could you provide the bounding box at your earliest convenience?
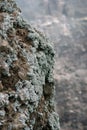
[0,0,60,130]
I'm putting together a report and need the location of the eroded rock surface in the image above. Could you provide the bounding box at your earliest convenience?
[0,0,60,130]
[15,0,87,130]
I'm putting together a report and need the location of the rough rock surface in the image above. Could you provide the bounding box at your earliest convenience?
[0,0,60,130]
[15,0,87,130]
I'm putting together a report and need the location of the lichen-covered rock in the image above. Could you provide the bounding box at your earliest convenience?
[0,0,60,130]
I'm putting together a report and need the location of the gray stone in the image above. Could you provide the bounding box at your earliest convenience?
[0,93,9,108]
[0,0,60,130]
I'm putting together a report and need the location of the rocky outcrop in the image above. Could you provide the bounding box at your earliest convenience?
[0,0,60,130]
[15,0,87,130]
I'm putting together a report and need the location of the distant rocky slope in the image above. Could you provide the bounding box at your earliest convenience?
[0,0,60,130]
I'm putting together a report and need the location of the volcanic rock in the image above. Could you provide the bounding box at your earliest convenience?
[0,0,60,130]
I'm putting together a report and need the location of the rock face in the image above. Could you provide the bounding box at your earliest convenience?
[15,0,87,130]
[0,0,60,130]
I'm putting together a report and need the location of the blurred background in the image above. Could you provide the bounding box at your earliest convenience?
[15,0,87,130]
